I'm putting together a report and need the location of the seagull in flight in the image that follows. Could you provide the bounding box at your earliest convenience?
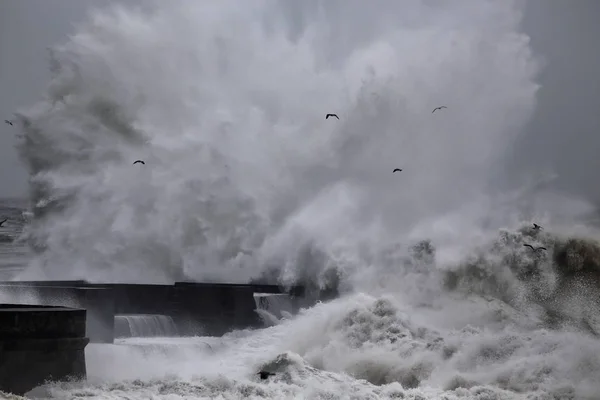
[393,168,402,173]
[4,120,13,126]
[325,113,339,120]
[532,223,542,231]
[0,219,7,227]
[524,244,546,252]
[432,106,447,113]
[133,160,145,165]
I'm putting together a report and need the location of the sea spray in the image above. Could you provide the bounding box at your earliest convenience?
[10,1,600,398]
[14,0,544,291]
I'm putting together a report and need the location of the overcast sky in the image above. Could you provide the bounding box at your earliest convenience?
[1,0,599,205]
[514,0,600,206]
[0,0,116,198]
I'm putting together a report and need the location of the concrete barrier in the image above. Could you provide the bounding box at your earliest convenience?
[0,304,89,396]
[0,285,115,343]
[0,280,305,297]
[93,284,175,315]
[172,283,261,336]
[176,281,305,297]
[0,280,89,287]
[0,280,308,337]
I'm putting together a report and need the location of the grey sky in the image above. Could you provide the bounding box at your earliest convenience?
[0,0,114,198]
[511,0,600,206]
[0,0,599,206]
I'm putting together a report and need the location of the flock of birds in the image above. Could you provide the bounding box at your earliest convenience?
[524,223,547,252]
[5,110,548,252]
[5,107,449,170]
[6,104,450,170]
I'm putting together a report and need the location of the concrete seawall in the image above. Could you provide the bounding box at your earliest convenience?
[0,280,311,339]
[0,304,89,396]
[0,285,115,343]
[172,283,260,336]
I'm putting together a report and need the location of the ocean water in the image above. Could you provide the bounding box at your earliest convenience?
[3,0,600,399]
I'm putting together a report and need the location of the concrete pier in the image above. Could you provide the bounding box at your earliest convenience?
[172,283,260,336]
[0,285,115,343]
[0,304,89,396]
[0,280,309,338]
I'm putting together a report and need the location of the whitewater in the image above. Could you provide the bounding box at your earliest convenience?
[4,0,600,399]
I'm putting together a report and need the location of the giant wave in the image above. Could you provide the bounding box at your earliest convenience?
[8,0,600,399]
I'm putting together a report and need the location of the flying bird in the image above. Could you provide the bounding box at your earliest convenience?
[133,160,145,165]
[393,168,402,173]
[4,120,13,126]
[432,106,447,113]
[532,223,542,230]
[0,219,6,227]
[325,113,339,120]
[523,244,546,252]
[258,371,276,380]
[200,341,214,353]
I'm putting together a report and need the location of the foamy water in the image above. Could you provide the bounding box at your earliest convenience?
[4,0,600,399]
[21,292,600,399]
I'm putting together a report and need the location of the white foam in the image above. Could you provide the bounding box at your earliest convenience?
[15,0,545,287]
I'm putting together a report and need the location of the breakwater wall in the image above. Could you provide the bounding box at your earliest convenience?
[0,304,89,396]
[0,280,308,342]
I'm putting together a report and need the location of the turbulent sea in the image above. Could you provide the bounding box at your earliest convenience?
[3,1,600,399]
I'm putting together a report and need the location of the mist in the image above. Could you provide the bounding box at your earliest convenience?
[509,0,600,212]
[1,1,599,204]
[11,0,538,284]
[0,0,596,288]
[4,3,600,398]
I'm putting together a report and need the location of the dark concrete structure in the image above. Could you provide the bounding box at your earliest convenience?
[0,285,115,343]
[172,282,261,336]
[0,304,89,396]
[0,280,309,339]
